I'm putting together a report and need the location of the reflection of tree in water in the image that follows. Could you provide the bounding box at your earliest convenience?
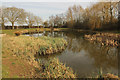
[85,42,118,69]
[64,31,86,53]
[65,31,118,70]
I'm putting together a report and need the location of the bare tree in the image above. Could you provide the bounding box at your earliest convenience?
[65,5,85,29]
[17,11,26,27]
[49,14,64,28]
[4,7,26,29]
[54,15,62,27]
[34,16,42,28]
[66,7,74,28]
[25,12,35,28]
[0,7,8,29]
[82,2,118,30]
[87,3,102,29]
[49,15,55,27]
[98,1,118,27]
[55,14,65,28]
[107,1,118,23]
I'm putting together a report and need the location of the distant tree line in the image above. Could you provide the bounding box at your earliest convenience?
[48,1,120,31]
[0,7,43,29]
[1,1,120,31]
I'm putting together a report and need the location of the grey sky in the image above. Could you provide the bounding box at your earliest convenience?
[1,0,119,21]
[2,2,96,21]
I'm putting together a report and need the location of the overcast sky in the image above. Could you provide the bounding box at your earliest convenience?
[1,0,119,21]
[2,2,96,21]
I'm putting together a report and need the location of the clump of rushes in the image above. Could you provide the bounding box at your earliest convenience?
[37,36,67,55]
[38,58,76,78]
[2,35,67,66]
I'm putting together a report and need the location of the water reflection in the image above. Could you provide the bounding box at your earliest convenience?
[27,31,118,78]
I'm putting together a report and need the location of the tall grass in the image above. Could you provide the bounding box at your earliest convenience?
[37,58,76,78]
[2,35,67,61]
[2,35,76,78]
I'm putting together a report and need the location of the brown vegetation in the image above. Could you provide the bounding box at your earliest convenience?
[84,33,120,46]
[48,2,119,30]
[2,35,76,78]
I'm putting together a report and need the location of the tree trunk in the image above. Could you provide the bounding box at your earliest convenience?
[1,16,5,30]
[29,24,31,28]
[17,26,19,29]
[12,22,14,29]
[1,23,4,30]
[38,25,39,34]
[110,2,113,23]
[110,9,113,23]
[50,26,54,32]
[38,25,39,28]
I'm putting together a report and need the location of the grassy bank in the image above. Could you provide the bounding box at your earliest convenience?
[2,35,67,56]
[1,28,68,36]
[2,35,76,78]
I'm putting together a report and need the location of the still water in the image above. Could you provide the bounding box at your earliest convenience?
[26,30,118,78]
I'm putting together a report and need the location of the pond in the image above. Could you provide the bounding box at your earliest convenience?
[25,30,118,78]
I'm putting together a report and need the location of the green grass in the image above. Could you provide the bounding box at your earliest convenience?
[11,62,15,65]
